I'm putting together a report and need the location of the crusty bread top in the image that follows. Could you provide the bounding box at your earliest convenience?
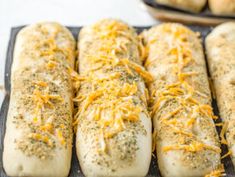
[9,22,75,159]
[209,0,235,15]
[75,19,152,168]
[156,0,207,13]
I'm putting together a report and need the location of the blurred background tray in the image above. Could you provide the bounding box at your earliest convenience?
[0,25,234,177]
[142,0,235,26]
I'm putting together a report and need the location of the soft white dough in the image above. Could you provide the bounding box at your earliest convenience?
[76,112,152,177]
[76,19,152,177]
[3,22,75,177]
[144,23,221,177]
[206,22,235,166]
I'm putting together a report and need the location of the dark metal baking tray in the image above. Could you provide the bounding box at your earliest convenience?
[0,25,234,177]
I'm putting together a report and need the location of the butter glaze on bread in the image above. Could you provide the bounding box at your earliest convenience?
[3,22,75,177]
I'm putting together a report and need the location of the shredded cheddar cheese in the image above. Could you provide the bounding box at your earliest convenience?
[120,58,154,82]
[31,83,65,145]
[205,165,225,177]
[32,88,63,110]
[46,60,57,69]
[56,129,65,145]
[186,117,196,127]
[28,133,53,147]
[163,141,221,153]
[146,24,220,155]
[39,123,53,133]
[160,107,183,120]
[215,123,223,127]
[33,81,48,87]
[220,122,228,145]
[16,24,75,154]
[221,150,232,159]
[152,129,157,152]
[73,20,151,152]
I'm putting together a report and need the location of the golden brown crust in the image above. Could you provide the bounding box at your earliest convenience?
[156,0,207,13]
[209,0,235,15]
[143,23,221,177]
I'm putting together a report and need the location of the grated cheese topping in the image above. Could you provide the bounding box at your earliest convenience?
[220,122,228,145]
[74,19,152,153]
[205,165,226,177]
[13,23,75,158]
[145,24,220,154]
[28,133,53,147]
[163,141,221,153]
[221,150,232,159]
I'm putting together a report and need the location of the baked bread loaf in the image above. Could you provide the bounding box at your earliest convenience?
[3,22,76,176]
[156,0,207,13]
[75,19,152,177]
[206,22,235,166]
[209,0,235,15]
[142,23,221,177]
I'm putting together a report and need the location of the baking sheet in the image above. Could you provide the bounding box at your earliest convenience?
[143,0,235,18]
[0,25,234,177]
